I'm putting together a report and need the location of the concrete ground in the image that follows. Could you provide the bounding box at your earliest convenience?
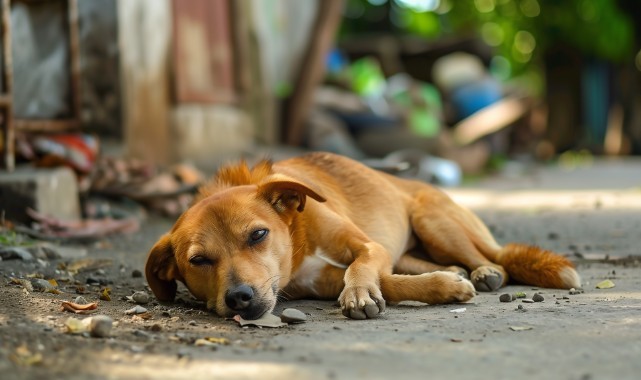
[1,158,641,380]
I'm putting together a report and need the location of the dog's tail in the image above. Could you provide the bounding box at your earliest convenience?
[492,243,581,289]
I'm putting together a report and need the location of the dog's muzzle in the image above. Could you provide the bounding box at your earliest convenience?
[224,284,267,320]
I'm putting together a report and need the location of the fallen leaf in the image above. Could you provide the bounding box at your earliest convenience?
[60,301,98,314]
[596,279,615,289]
[100,288,112,301]
[233,313,286,328]
[509,326,533,331]
[48,279,59,287]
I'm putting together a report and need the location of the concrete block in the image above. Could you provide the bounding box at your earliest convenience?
[0,166,81,224]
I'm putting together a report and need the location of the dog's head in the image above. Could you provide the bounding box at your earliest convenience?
[145,173,325,320]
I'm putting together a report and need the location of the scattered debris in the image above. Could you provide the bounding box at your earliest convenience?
[130,291,150,304]
[10,277,34,292]
[88,315,113,338]
[194,337,230,347]
[64,258,113,274]
[280,308,307,324]
[9,345,43,366]
[125,305,148,315]
[509,326,533,331]
[233,313,286,328]
[595,280,615,289]
[499,293,514,302]
[19,208,139,242]
[0,246,34,261]
[100,288,112,301]
[522,299,535,303]
[569,288,584,295]
[63,314,113,338]
[450,307,467,313]
[60,300,99,314]
[513,292,526,299]
[532,293,545,302]
[30,278,60,294]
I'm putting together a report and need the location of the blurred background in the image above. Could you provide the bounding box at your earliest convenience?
[1,0,641,225]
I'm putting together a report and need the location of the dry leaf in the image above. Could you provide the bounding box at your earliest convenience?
[233,313,286,328]
[100,288,112,301]
[48,279,59,287]
[596,280,615,289]
[60,301,98,314]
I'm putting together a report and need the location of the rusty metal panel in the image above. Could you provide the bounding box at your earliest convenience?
[172,0,235,104]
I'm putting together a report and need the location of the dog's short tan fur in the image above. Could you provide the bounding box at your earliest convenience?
[146,152,580,320]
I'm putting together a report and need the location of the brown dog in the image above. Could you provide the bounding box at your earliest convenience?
[146,152,580,320]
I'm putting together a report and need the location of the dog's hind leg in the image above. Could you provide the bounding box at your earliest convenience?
[394,253,468,279]
[408,190,507,291]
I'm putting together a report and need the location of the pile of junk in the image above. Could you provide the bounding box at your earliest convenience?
[304,45,535,187]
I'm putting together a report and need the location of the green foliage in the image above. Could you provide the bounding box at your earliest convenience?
[341,0,635,77]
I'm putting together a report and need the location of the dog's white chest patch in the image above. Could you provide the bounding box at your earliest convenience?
[313,248,348,269]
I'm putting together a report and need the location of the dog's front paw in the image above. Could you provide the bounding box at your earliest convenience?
[426,272,476,304]
[339,285,386,320]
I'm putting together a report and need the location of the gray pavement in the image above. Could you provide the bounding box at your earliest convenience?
[2,158,641,380]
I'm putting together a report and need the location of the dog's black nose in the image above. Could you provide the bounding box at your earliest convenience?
[225,284,254,310]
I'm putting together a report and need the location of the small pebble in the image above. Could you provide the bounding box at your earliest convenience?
[30,278,55,292]
[280,308,307,324]
[125,305,148,315]
[132,270,143,278]
[74,296,89,305]
[532,293,545,302]
[88,315,113,338]
[522,299,535,303]
[499,293,513,302]
[516,304,526,311]
[188,320,197,326]
[132,291,150,304]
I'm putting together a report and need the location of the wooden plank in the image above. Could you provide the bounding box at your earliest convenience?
[172,0,235,104]
[118,0,172,164]
[285,0,344,146]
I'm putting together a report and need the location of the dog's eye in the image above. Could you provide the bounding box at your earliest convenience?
[248,229,269,245]
[189,255,212,266]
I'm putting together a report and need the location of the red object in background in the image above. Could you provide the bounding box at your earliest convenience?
[32,134,99,174]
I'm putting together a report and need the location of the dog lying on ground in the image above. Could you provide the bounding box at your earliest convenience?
[146,152,580,320]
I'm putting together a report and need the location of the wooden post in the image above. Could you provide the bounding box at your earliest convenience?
[118,0,172,164]
[285,0,344,146]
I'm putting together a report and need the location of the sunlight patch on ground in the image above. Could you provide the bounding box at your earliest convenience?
[445,189,641,211]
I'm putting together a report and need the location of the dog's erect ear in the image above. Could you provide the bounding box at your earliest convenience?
[145,234,181,302]
[259,179,326,213]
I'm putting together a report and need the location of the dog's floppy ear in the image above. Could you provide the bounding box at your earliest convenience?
[259,178,326,213]
[145,234,181,302]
